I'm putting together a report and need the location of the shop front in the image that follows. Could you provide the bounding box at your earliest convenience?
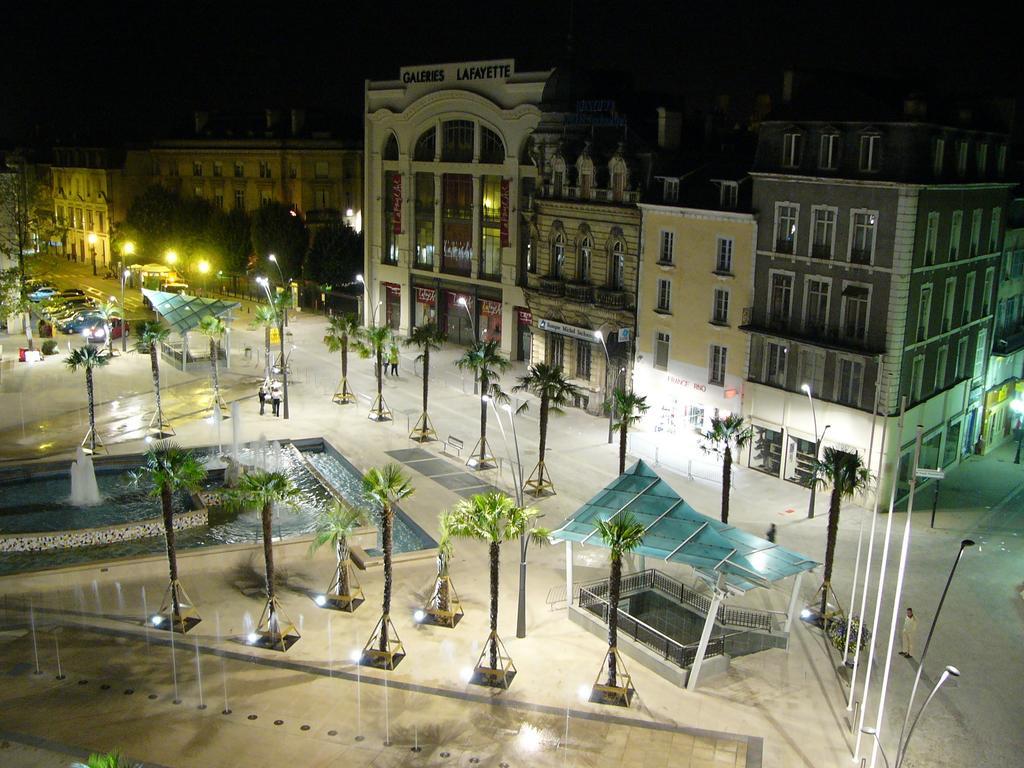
[515,307,532,362]
[413,285,438,328]
[382,282,401,330]
[982,379,1024,454]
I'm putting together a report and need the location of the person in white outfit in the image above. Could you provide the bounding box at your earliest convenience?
[900,607,918,658]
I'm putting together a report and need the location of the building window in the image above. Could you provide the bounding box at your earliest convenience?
[977,144,988,175]
[259,161,272,179]
[611,241,625,289]
[315,161,329,179]
[836,358,864,407]
[712,288,729,324]
[442,120,474,162]
[658,231,674,265]
[799,347,825,394]
[924,212,939,266]
[859,134,881,172]
[805,279,830,333]
[234,189,245,210]
[819,133,839,170]
[764,342,788,387]
[917,284,933,342]
[997,145,1007,176]
[656,279,672,312]
[213,191,224,209]
[709,345,727,386]
[213,161,222,178]
[935,346,948,390]
[841,284,869,341]
[259,189,272,206]
[720,182,738,209]
[715,238,733,273]
[551,234,565,278]
[414,127,436,161]
[975,329,987,379]
[949,210,963,260]
[579,237,592,281]
[193,185,203,198]
[575,340,592,379]
[970,209,982,257]
[654,332,670,371]
[942,278,956,332]
[480,127,505,164]
[933,138,945,176]
[955,336,968,379]
[442,173,473,275]
[192,162,202,177]
[414,172,435,268]
[314,188,329,210]
[775,203,798,254]
[911,355,925,402]
[850,211,877,264]
[811,207,836,259]
[957,141,969,176]
[963,272,975,324]
[989,207,1001,253]
[982,267,994,315]
[769,272,793,326]
[234,162,244,178]
[548,334,564,367]
[663,178,679,202]
[782,132,802,167]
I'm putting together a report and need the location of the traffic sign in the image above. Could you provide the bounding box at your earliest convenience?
[915,468,945,480]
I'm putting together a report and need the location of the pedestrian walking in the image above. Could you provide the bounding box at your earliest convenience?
[388,343,399,376]
[258,380,268,415]
[765,523,777,543]
[900,607,918,658]
[271,382,282,417]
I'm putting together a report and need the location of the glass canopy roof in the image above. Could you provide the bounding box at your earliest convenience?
[551,460,819,592]
[142,290,240,335]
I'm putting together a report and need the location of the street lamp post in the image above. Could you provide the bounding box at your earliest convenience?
[894,666,961,767]
[197,259,210,296]
[87,232,98,276]
[801,384,831,519]
[1011,399,1024,463]
[120,241,134,353]
[457,296,479,394]
[257,275,288,417]
[268,254,288,328]
[595,329,614,445]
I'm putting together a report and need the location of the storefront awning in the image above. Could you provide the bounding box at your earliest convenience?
[142,289,240,335]
[551,460,818,592]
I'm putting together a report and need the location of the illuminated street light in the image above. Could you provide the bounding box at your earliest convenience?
[801,383,830,520]
[87,232,98,276]
[1010,398,1024,463]
[595,329,614,444]
[165,250,178,266]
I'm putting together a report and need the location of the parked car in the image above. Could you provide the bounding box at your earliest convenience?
[28,286,58,302]
[47,299,95,323]
[80,317,122,343]
[59,288,86,299]
[58,310,104,334]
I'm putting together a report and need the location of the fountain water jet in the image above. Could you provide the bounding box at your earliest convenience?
[69,447,100,505]
[194,635,206,709]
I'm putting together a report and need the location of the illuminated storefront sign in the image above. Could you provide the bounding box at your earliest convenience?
[538,318,597,343]
[500,179,510,247]
[391,174,402,234]
[400,60,515,85]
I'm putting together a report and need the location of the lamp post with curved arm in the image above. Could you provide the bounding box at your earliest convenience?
[801,383,830,519]
[595,328,614,444]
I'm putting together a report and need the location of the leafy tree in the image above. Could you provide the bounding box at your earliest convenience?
[455,339,511,466]
[811,448,872,615]
[93,300,122,356]
[323,313,360,404]
[611,389,649,474]
[251,303,278,376]
[212,207,252,274]
[362,464,414,654]
[699,414,753,524]
[432,511,457,614]
[447,492,547,670]
[304,221,362,287]
[135,321,172,435]
[513,363,582,493]
[595,512,645,688]
[353,324,393,420]
[64,345,110,453]
[72,749,141,768]
[131,442,206,629]
[121,185,181,259]
[310,501,364,600]
[250,201,308,281]
[404,323,446,439]
[197,315,227,411]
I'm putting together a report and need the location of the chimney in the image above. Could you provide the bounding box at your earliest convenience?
[194,111,209,134]
[265,109,282,130]
[290,108,306,136]
[782,69,795,105]
[903,95,927,120]
[656,107,682,150]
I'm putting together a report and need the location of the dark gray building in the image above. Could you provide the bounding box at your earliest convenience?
[742,117,1012,500]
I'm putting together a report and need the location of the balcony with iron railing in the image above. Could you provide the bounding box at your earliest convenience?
[537,275,565,297]
[595,286,628,309]
[775,238,795,255]
[740,306,879,353]
[539,184,640,205]
[849,247,872,265]
[565,282,594,303]
[811,243,832,259]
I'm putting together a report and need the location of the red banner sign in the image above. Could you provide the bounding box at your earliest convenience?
[384,282,401,297]
[391,174,402,234]
[500,179,510,247]
[480,299,502,317]
[517,308,533,325]
[416,287,436,304]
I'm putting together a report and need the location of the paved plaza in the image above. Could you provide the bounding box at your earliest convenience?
[0,256,1022,767]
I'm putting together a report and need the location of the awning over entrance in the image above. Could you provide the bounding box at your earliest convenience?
[142,290,240,335]
[551,460,818,592]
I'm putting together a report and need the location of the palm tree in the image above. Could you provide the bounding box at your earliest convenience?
[699,414,753,524]
[231,470,303,647]
[811,448,872,616]
[323,313,360,404]
[513,363,582,495]
[404,322,447,441]
[310,500,364,609]
[424,510,461,625]
[251,304,278,377]
[611,389,650,474]
[93,299,122,356]
[362,464,414,664]
[135,320,173,437]
[197,315,228,415]
[595,513,645,693]
[64,345,110,453]
[447,492,547,677]
[72,749,141,768]
[353,324,393,421]
[455,339,510,468]
[132,442,206,631]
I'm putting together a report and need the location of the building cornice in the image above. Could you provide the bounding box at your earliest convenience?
[638,203,755,223]
[751,171,1015,191]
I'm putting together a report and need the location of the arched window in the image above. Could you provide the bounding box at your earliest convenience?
[610,239,625,289]
[550,155,567,198]
[577,154,594,199]
[383,133,399,161]
[578,236,592,282]
[551,232,565,278]
[414,127,436,161]
[609,157,628,202]
[442,120,474,162]
[480,127,505,164]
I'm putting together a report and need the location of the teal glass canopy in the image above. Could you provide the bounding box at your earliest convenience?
[551,460,818,592]
[142,290,240,335]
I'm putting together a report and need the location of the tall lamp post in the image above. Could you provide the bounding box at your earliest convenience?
[801,383,830,519]
[197,259,210,296]
[268,254,287,328]
[257,275,289,419]
[87,232,98,276]
[1011,398,1024,463]
[595,329,614,444]
[457,296,479,394]
[120,241,135,353]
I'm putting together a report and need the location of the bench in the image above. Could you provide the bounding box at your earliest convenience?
[443,435,464,457]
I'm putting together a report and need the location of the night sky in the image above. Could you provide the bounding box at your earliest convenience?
[4,0,1022,145]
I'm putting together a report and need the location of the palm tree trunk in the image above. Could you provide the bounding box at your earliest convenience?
[149,345,163,429]
[209,337,221,403]
[376,346,383,403]
[336,539,349,596]
[161,485,181,620]
[538,394,549,463]
[618,422,628,475]
[607,554,621,686]
[721,446,732,524]
[437,553,450,612]
[489,541,499,669]
[480,373,489,462]
[261,501,276,622]
[341,336,349,383]
[85,367,96,453]
[422,346,430,414]
[820,485,842,615]
[379,504,393,652]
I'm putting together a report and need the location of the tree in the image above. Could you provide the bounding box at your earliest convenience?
[197,315,227,413]
[135,321,173,437]
[64,346,110,453]
[230,470,303,644]
[513,363,582,494]
[120,185,182,259]
[811,448,872,616]
[251,303,278,377]
[72,749,141,768]
[210,207,252,275]
[455,339,511,468]
[362,464,414,662]
[323,313,360,404]
[431,511,457,615]
[304,221,362,287]
[353,324,393,421]
[595,512,645,690]
[131,442,206,631]
[447,492,547,675]
[404,322,447,440]
[310,501,364,605]
[611,389,649,474]
[250,201,308,281]
[93,299,122,357]
[699,414,753,524]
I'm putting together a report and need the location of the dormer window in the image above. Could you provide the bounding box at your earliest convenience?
[782,131,803,167]
[720,182,738,209]
[977,143,988,176]
[663,178,679,203]
[957,140,969,176]
[859,134,881,172]
[819,133,839,170]
[997,144,1007,176]
[577,154,594,199]
[550,155,566,198]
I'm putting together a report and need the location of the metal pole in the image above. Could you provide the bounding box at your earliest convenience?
[597,331,613,444]
[120,272,128,353]
[895,667,960,768]
[91,245,97,276]
[930,480,939,529]
[804,386,819,518]
[1015,426,1023,464]
[280,312,289,420]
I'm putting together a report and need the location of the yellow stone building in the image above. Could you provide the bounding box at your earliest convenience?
[635,200,756,445]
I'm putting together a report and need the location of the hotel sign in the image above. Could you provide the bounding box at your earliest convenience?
[538,318,597,343]
[400,60,515,85]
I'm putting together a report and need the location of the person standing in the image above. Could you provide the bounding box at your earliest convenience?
[766,523,777,543]
[258,381,268,416]
[271,382,282,417]
[900,607,918,658]
[388,342,399,377]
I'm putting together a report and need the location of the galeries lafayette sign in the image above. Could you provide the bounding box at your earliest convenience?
[400,60,515,85]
